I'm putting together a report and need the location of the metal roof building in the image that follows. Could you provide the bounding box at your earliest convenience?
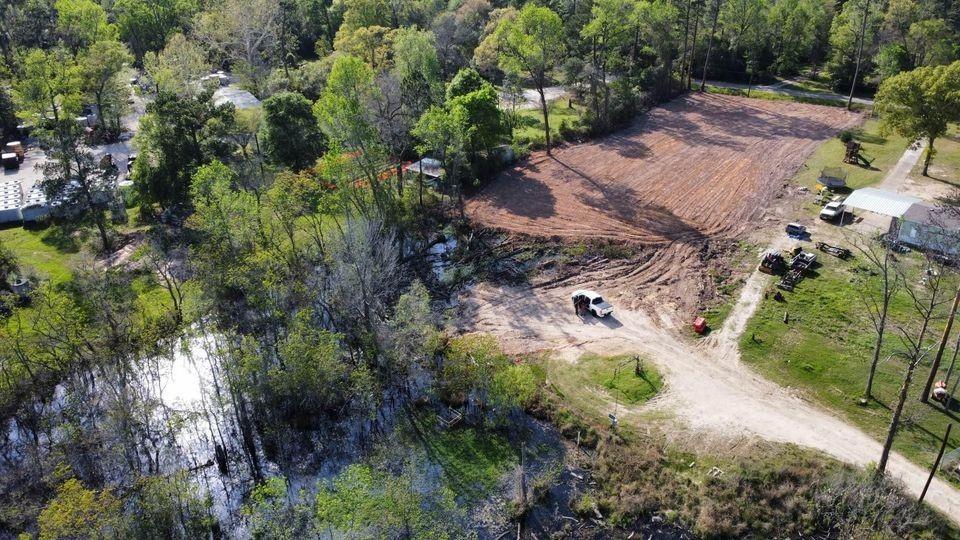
[842,187,922,218]
[213,86,261,110]
[0,180,22,224]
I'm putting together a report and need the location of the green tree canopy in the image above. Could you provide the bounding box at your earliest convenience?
[79,40,133,133]
[260,91,327,171]
[114,0,198,60]
[487,3,565,153]
[132,91,235,210]
[53,0,117,52]
[874,61,960,176]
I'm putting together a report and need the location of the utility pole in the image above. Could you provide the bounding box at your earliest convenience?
[699,0,722,92]
[918,423,952,505]
[610,356,642,430]
[921,288,960,403]
[847,0,871,111]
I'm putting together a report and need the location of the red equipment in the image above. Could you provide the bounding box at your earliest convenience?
[693,317,707,334]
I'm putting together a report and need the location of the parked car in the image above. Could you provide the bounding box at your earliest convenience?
[819,201,845,221]
[571,289,614,318]
[785,222,807,237]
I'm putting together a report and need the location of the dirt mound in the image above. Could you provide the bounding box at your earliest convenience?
[467,93,861,313]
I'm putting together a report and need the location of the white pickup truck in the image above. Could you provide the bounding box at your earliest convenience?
[819,201,845,221]
[571,289,614,318]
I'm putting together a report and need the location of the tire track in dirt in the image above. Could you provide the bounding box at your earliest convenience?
[468,93,861,314]
[456,267,960,526]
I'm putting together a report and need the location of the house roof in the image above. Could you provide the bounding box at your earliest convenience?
[842,188,922,218]
[903,203,960,229]
[213,86,261,110]
[406,157,443,178]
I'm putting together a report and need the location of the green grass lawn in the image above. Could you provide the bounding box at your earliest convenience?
[585,354,662,405]
[0,225,81,285]
[790,119,912,191]
[703,84,865,110]
[511,100,586,147]
[406,409,516,500]
[917,125,960,186]
[542,353,662,422]
[2,221,175,332]
[780,77,835,94]
[740,251,960,476]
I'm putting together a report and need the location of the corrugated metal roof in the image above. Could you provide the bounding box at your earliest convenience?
[213,86,261,110]
[842,187,921,218]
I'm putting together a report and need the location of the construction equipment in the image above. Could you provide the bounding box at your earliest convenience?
[759,251,787,274]
[777,251,817,291]
[815,241,851,259]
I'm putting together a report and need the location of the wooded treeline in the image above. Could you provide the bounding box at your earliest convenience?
[1,0,959,538]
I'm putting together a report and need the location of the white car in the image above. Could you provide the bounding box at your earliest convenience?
[571,289,614,318]
[819,201,845,221]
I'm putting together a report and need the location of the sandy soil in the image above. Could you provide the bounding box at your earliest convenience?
[456,260,960,525]
[469,93,860,244]
[468,93,860,315]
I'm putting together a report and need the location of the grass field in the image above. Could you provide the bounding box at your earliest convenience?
[918,125,960,187]
[406,409,516,500]
[511,100,586,147]
[1,220,175,331]
[0,225,81,285]
[740,249,960,476]
[790,119,912,191]
[540,353,662,423]
[704,83,866,110]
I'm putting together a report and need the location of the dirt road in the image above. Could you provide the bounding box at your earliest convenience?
[458,260,960,524]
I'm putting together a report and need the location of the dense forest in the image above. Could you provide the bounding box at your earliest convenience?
[1,0,960,538]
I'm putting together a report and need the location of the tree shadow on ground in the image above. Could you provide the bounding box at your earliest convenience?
[39,224,83,253]
[550,155,708,245]
[474,161,558,221]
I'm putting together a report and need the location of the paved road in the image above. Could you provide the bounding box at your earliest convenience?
[499,86,567,110]
[879,140,926,190]
[706,79,874,106]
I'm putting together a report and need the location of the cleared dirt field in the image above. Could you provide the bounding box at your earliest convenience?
[467,93,862,313]
[469,93,860,244]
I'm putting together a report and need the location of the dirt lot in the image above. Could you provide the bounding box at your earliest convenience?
[467,93,861,313]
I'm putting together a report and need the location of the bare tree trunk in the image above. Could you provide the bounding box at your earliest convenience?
[847,0,870,111]
[876,357,919,477]
[680,0,692,85]
[855,240,898,403]
[864,312,886,401]
[700,0,721,92]
[538,86,552,155]
[918,423,952,504]
[920,288,960,403]
[922,136,935,176]
[687,0,702,90]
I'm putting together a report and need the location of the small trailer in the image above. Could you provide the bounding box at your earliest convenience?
[778,251,817,291]
[815,241,851,259]
[3,141,24,162]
